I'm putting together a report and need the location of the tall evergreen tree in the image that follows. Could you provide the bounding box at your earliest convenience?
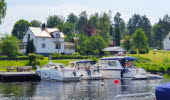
[115,27,121,46]
[26,39,35,55]
[114,12,122,46]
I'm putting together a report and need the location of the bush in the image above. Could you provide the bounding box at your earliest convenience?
[50,53,61,56]
[139,49,146,54]
[30,60,40,69]
[17,52,24,56]
[37,55,45,60]
[28,54,37,64]
[51,55,89,59]
[129,50,137,54]
[72,52,80,56]
[0,56,28,60]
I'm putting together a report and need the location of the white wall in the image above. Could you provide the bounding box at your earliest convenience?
[163,33,170,50]
[36,38,65,53]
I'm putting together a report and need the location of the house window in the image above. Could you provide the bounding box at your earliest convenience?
[56,34,60,38]
[56,44,61,49]
[27,34,30,40]
[169,37,170,40]
[42,43,46,48]
[42,38,45,41]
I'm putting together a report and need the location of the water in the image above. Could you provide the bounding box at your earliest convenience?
[0,79,169,100]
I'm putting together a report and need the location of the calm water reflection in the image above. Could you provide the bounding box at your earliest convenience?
[0,79,169,100]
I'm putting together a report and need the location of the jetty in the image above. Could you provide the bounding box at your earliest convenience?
[0,71,40,82]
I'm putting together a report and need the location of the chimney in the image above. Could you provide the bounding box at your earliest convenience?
[41,23,46,30]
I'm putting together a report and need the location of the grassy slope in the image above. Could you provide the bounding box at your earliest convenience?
[129,50,170,63]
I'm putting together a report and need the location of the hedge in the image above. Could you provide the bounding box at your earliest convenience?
[0,56,28,60]
[51,55,89,59]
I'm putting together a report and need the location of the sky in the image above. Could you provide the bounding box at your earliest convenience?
[0,0,170,34]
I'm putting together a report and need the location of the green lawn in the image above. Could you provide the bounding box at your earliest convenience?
[0,59,81,71]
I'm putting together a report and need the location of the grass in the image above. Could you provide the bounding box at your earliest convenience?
[128,50,170,73]
[129,50,170,63]
[0,59,80,71]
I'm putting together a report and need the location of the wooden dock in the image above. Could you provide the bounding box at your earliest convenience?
[0,71,40,82]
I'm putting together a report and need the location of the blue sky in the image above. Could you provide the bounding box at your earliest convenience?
[0,0,170,34]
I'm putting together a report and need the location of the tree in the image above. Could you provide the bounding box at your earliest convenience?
[114,12,122,27]
[26,39,36,55]
[30,20,42,27]
[120,20,128,38]
[89,13,99,28]
[114,12,122,46]
[115,27,121,46]
[12,19,31,39]
[152,24,163,49]
[0,34,19,58]
[0,0,7,24]
[67,13,78,24]
[121,35,131,52]
[132,28,148,55]
[88,35,107,52]
[47,15,64,28]
[59,22,75,34]
[127,14,152,46]
[76,34,107,55]
[76,11,88,33]
[97,12,112,43]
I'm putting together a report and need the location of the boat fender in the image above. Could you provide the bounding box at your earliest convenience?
[73,70,76,76]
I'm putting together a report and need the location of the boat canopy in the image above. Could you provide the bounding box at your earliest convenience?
[156,82,170,100]
[100,56,137,61]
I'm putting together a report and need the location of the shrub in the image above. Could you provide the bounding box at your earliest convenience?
[28,54,36,64]
[37,55,45,60]
[139,49,146,54]
[72,52,80,56]
[129,50,137,54]
[17,52,24,56]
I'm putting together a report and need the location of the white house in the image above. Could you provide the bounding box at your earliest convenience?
[163,32,170,50]
[20,25,75,55]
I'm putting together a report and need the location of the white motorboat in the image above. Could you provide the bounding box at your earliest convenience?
[36,61,81,81]
[96,56,163,79]
[69,60,102,80]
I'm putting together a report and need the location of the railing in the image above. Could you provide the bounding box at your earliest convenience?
[114,92,156,100]
[53,38,64,43]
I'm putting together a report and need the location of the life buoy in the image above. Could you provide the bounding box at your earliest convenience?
[41,72,50,79]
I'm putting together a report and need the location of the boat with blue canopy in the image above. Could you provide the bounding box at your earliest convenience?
[68,60,102,80]
[96,56,162,79]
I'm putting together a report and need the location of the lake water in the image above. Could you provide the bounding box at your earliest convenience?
[0,78,169,100]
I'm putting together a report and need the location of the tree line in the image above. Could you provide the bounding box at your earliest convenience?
[10,11,170,54]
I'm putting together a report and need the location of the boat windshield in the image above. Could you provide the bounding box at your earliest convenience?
[107,61,117,67]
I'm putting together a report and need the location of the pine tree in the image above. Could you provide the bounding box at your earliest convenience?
[26,39,35,55]
[115,27,121,46]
